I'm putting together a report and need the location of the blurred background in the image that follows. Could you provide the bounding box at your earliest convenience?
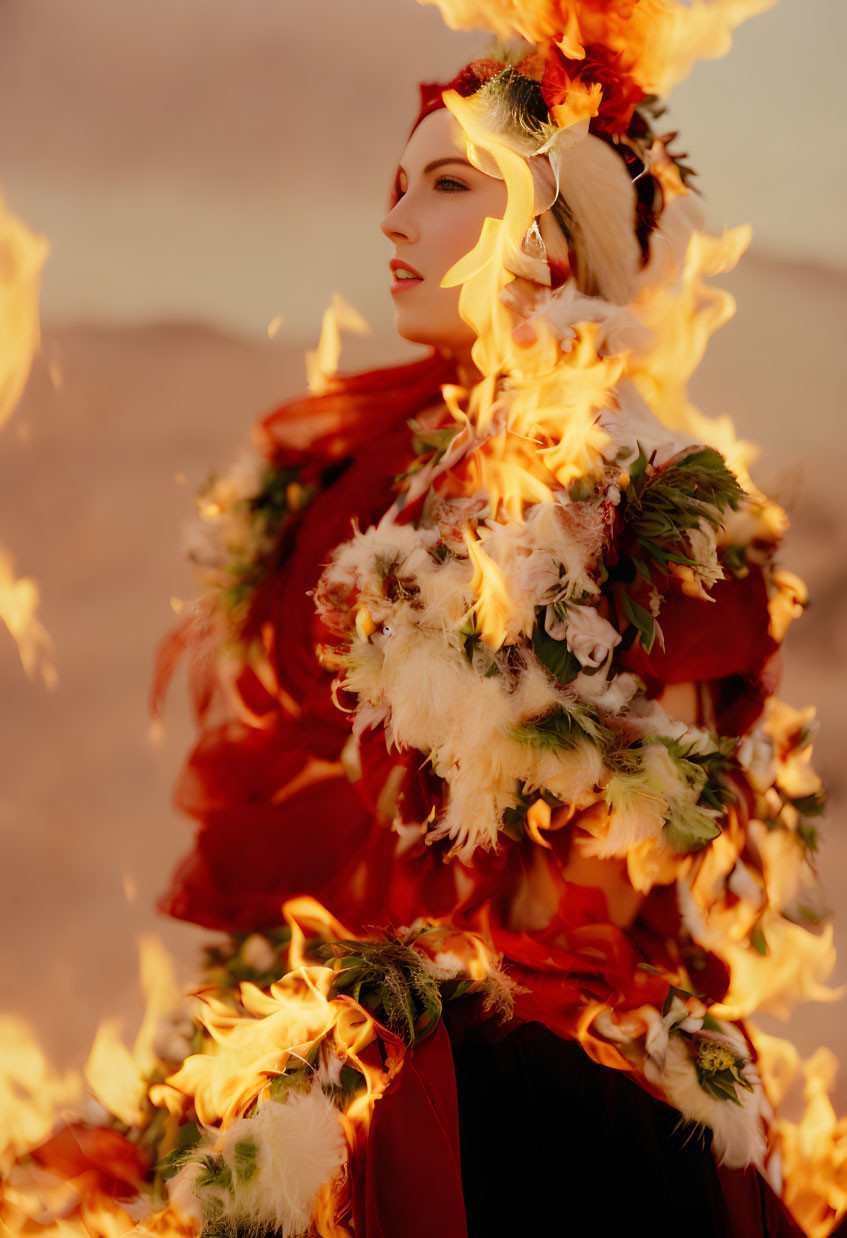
[1,0,845,1099]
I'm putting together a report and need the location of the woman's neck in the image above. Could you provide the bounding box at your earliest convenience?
[442,342,483,390]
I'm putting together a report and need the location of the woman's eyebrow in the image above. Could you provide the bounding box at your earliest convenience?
[397,156,475,179]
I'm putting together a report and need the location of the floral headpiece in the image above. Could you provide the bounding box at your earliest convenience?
[410,43,693,295]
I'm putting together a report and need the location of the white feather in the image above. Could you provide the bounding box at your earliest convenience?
[170,1088,346,1238]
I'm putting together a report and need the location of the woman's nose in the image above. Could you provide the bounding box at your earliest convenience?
[380,198,418,244]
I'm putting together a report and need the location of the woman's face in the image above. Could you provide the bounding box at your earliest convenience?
[381,108,508,355]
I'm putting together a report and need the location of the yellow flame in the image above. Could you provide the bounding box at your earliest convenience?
[85,1019,148,1128]
[463,523,512,649]
[628,223,755,471]
[752,1027,847,1238]
[305,293,370,395]
[0,193,47,431]
[149,901,394,1137]
[442,90,538,381]
[0,547,57,688]
[84,937,181,1126]
[0,1018,82,1176]
[417,0,777,95]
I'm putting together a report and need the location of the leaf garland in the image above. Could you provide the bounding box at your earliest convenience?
[612,444,744,651]
[313,937,444,1044]
[217,464,317,613]
[512,703,613,752]
[657,736,737,813]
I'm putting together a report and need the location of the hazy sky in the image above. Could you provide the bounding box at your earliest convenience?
[0,0,844,341]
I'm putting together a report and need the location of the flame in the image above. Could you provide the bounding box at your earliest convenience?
[463,522,512,648]
[150,899,395,1136]
[417,0,777,95]
[0,193,47,432]
[0,193,55,690]
[84,937,181,1126]
[681,803,839,1023]
[1,1172,134,1238]
[627,223,756,470]
[305,293,370,395]
[442,89,543,382]
[751,1028,847,1238]
[0,1019,82,1176]
[0,548,57,687]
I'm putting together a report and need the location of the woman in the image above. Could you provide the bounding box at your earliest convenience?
[143,45,825,1238]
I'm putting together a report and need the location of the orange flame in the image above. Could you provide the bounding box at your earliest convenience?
[0,1018,82,1176]
[417,0,777,95]
[84,937,181,1127]
[463,522,512,649]
[0,548,57,688]
[0,193,55,689]
[305,293,370,395]
[751,1028,847,1238]
[0,193,47,432]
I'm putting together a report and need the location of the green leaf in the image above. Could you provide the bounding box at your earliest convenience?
[722,544,747,576]
[233,1139,258,1184]
[408,421,460,460]
[633,556,653,584]
[194,1154,233,1196]
[751,924,769,956]
[532,611,580,685]
[796,822,821,856]
[663,803,721,854]
[269,1067,311,1101]
[627,443,649,485]
[792,790,827,818]
[623,448,743,584]
[695,1069,743,1106]
[512,706,610,753]
[338,1065,365,1099]
[621,591,656,654]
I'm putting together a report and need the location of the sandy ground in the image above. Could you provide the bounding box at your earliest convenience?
[1,250,846,1108]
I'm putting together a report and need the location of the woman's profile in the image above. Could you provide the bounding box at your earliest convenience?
[3,6,844,1238]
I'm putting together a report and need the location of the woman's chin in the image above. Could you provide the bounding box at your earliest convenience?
[392,313,474,356]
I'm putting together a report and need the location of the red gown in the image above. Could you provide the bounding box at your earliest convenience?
[154,352,806,1237]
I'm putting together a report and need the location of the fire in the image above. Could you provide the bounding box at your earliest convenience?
[627,223,757,473]
[0,900,510,1236]
[85,937,181,1128]
[151,899,395,1136]
[418,0,777,96]
[0,549,57,688]
[0,193,55,688]
[0,1019,82,1177]
[751,1028,847,1237]
[305,293,370,395]
[0,194,47,432]
[463,522,512,648]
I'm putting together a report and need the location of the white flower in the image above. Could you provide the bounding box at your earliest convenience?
[563,604,621,668]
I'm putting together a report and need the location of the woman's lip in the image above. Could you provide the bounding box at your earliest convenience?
[391,275,423,295]
[390,258,423,283]
[389,259,423,295]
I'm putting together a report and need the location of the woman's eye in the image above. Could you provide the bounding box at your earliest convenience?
[434,176,469,194]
